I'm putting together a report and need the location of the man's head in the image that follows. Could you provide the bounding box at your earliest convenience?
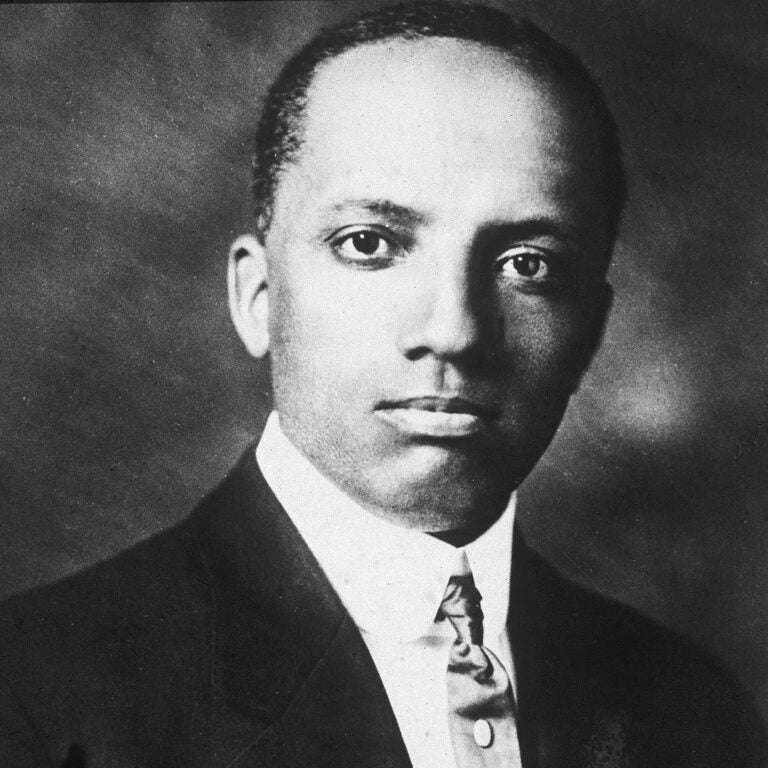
[229,2,622,537]
[250,1,625,247]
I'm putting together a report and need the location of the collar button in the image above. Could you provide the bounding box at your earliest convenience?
[473,718,493,748]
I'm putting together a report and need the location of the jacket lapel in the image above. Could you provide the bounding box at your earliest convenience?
[191,447,411,768]
[510,531,633,768]
[244,613,413,768]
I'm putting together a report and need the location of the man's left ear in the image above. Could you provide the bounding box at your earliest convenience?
[570,281,613,391]
[227,234,270,358]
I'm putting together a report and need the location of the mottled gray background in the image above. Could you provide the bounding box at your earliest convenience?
[1,0,766,722]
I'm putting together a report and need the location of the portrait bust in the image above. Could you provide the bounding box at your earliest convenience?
[0,3,766,767]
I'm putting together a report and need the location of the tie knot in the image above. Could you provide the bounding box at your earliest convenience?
[439,574,485,646]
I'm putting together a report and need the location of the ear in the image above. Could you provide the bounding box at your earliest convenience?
[570,281,613,390]
[227,234,270,358]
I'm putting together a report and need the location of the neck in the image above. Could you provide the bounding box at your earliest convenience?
[428,508,504,547]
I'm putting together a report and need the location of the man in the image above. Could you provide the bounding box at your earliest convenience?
[0,3,764,767]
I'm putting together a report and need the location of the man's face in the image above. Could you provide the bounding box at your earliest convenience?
[261,39,612,532]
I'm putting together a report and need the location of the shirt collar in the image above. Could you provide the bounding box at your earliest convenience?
[256,411,516,642]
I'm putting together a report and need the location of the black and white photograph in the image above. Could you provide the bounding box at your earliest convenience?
[1,2,766,766]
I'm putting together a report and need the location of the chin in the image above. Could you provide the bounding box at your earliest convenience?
[364,447,520,532]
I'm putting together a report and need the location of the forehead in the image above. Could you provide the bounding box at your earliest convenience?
[308,38,563,139]
[270,38,604,240]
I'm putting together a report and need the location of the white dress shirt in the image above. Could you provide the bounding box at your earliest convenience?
[256,412,521,768]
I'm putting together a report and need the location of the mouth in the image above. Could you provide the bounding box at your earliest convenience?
[374,396,496,438]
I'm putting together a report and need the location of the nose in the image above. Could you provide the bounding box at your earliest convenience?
[396,264,491,362]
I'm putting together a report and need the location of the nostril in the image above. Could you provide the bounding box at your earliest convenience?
[395,274,493,361]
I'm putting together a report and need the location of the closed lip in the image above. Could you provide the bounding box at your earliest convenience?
[377,396,496,418]
[374,396,496,437]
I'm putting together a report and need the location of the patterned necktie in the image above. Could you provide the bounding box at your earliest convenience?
[438,571,521,767]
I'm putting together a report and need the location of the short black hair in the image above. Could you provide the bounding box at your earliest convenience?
[252,1,626,245]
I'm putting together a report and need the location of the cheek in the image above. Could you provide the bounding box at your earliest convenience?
[268,267,388,386]
[501,298,593,383]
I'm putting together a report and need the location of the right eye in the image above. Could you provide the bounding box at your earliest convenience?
[330,228,401,267]
[343,231,386,256]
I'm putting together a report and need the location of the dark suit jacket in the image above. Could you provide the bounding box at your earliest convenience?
[0,448,765,767]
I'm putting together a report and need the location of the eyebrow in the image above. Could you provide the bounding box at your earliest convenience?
[484,217,581,246]
[322,199,430,228]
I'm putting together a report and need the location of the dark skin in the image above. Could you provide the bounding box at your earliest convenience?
[229,39,612,541]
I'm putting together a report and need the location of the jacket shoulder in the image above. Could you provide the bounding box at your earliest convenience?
[0,450,266,767]
[515,537,767,766]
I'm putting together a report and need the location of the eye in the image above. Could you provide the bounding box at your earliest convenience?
[329,227,401,267]
[494,246,553,282]
[347,231,383,256]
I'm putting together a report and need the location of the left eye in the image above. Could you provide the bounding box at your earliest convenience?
[494,247,552,281]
